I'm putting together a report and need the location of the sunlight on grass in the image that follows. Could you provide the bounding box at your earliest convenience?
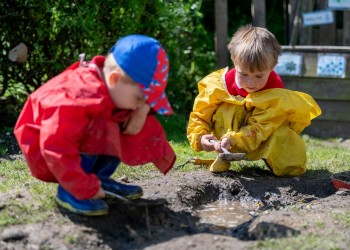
[303,135,350,177]
[0,159,58,229]
[0,199,55,230]
[113,133,350,176]
[0,119,349,232]
[0,160,31,192]
[253,232,346,250]
[333,210,350,227]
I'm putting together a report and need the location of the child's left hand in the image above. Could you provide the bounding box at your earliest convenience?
[122,103,151,135]
[220,137,231,151]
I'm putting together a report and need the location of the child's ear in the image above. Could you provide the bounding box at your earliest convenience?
[108,70,122,87]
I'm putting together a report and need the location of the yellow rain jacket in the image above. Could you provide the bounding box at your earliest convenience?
[187,68,322,176]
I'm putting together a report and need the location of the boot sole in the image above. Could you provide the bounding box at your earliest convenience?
[55,197,108,216]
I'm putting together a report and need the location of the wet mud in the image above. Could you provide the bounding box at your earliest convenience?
[1,167,349,250]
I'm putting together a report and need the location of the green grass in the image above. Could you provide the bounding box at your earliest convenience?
[333,211,350,227]
[0,160,57,229]
[253,233,346,250]
[303,135,350,177]
[0,113,350,244]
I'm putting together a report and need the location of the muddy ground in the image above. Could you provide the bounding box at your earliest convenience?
[0,135,350,250]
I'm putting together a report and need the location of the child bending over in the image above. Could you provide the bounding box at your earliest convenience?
[14,35,175,216]
[187,25,321,176]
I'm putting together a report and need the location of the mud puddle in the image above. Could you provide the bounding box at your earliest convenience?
[196,200,252,233]
[0,169,349,250]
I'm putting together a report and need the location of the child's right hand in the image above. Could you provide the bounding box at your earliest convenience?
[91,187,106,199]
[201,134,231,153]
[200,134,217,151]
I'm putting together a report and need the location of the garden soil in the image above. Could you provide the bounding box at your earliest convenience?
[0,135,349,250]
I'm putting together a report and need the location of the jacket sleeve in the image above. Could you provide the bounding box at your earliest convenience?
[224,89,322,152]
[120,115,176,175]
[39,105,100,200]
[187,69,232,151]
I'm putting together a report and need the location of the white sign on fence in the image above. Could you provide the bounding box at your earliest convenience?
[302,10,334,26]
[328,0,350,9]
[317,53,346,78]
[275,53,303,76]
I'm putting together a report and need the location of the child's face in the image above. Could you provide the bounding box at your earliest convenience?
[107,72,146,110]
[235,65,272,93]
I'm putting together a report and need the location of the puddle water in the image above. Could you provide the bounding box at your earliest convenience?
[197,200,252,232]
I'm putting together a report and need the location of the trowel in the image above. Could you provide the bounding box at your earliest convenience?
[209,139,246,161]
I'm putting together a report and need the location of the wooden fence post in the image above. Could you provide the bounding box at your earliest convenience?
[215,0,228,68]
[319,0,336,45]
[299,0,313,45]
[344,11,350,45]
[251,0,266,27]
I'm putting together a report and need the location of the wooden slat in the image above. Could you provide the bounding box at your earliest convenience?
[319,0,336,45]
[314,100,350,122]
[252,0,266,27]
[215,0,228,68]
[304,120,350,138]
[282,46,350,53]
[344,11,350,45]
[283,77,350,101]
[299,0,313,45]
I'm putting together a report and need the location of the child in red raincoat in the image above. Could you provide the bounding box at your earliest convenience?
[14,35,176,216]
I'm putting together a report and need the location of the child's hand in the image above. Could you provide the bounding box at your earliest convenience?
[200,134,217,151]
[92,187,105,199]
[201,135,232,153]
[220,137,231,151]
[122,103,151,135]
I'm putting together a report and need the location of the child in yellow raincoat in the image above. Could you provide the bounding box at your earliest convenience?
[187,24,321,176]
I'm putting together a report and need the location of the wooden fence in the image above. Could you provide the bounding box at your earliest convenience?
[287,0,350,46]
[280,46,350,138]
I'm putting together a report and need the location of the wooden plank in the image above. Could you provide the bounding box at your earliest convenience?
[215,0,228,68]
[299,0,313,45]
[289,0,298,34]
[283,77,350,101]
[251,0,266,27]
[336,29,343,46]
[314,100,350,122]
[303,53,317,77]
[344,11,350,45]
[304,120,350,138]
[319,0,336,45]
[282,45,350,53]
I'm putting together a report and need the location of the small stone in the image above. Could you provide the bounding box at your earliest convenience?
[118,175,129,183]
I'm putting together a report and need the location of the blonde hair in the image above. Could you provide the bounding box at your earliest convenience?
[227,24,281,72]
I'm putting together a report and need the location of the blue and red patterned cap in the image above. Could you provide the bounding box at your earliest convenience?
[110,34,173,115]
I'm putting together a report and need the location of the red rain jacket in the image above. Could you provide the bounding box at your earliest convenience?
[14,56,176,200]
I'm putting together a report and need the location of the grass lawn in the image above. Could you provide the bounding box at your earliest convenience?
[0,113,349,249]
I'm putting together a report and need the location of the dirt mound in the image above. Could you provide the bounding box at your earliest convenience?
[1,169,349,250]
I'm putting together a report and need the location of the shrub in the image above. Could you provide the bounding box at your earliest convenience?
[0,0,215,128]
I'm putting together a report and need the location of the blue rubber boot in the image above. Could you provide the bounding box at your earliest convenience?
[100,176,143,200]
[56,186,108,216]
[92,155,143,200]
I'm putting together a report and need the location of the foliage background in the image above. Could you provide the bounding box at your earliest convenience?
[0,0,284,129]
